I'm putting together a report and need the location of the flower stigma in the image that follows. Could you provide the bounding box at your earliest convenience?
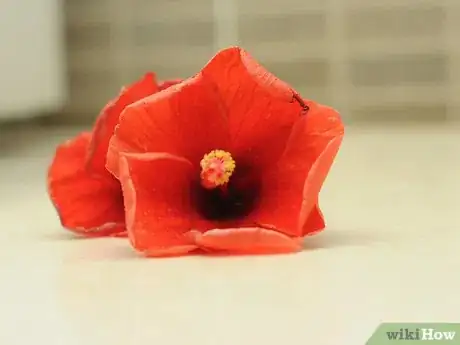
[200,150,235,190]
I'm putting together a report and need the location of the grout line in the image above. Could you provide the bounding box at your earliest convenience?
[327,0,350,118]
[109,0,132,86]
[444,0,460,121]
[213,0,239,51]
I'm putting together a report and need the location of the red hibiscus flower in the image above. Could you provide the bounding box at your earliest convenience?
[47,73,181,236]
[106,47,344,256]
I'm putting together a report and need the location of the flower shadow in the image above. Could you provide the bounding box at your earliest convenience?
[36,230,139,262]
[41,229,388,261]
[200,249,300,259]
[302,228,387,251]
[40,231,94,241]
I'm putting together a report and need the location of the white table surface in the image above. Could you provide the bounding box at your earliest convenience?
[0,124,459,345]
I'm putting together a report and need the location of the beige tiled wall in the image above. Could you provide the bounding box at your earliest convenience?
[63,0,460,123]
[64,0,215,121]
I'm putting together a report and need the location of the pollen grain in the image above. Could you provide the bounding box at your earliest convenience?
[200,150,235,189]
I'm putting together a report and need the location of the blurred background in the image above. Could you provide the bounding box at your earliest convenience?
[1,3,459,342]
[1,0,459,125]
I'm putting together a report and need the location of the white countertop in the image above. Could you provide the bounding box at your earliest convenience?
[0,124,459,345]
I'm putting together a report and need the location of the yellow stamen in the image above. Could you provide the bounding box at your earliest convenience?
[200,150,235,189]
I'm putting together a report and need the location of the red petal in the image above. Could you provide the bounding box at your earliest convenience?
[118,152,212,257]
[201,47,303,169]
[158,79,183,91]
[47,132,125,236]
[107,75,229,179]
[87,73,159,174]
[193,227,303,254]
[111,231,128,238]
[305,205,326,236]
[251,102,344,237]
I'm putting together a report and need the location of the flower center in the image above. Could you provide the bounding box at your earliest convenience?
[200,150,235,190]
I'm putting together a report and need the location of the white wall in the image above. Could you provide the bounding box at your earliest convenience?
[0,0,66,119]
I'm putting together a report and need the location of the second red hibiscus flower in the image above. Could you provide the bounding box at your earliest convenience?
[47,46,344,257]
